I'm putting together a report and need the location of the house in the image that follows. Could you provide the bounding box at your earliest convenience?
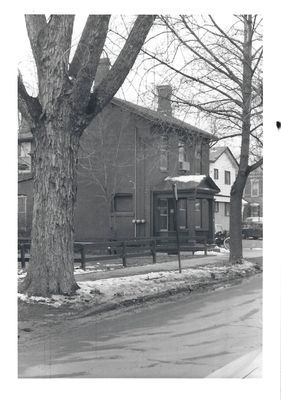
[209,146,239,231]
[18,59,220,244]
[243,167,263,220]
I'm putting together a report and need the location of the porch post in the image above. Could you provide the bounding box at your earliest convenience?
[188,198,196,243]
[208,198,215,243]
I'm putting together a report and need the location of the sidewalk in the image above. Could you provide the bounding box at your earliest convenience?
[75,250,262,283]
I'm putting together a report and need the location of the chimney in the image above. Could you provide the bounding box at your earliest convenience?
[94,58,110,87]
[157,85,172,116]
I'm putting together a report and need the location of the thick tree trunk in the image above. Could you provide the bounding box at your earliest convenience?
[19,110,80,296]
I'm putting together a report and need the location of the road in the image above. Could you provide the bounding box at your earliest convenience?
[18,274,262,378]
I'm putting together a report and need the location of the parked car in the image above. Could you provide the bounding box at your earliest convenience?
[242,219,263,239]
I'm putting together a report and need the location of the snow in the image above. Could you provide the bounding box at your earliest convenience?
[165,175,206,184]
[17,260,257,309]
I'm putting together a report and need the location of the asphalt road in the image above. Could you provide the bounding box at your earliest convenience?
[18,274,262,378]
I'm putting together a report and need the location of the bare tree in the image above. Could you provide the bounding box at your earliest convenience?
[137,15,263,263]
[18,14,155,296]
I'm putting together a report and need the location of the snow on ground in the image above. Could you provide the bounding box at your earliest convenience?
[17,260,258,309]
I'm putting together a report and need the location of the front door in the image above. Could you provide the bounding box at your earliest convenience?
[154,196,180,236]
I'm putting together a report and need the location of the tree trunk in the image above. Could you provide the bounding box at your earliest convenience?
[229,175,247,263]
[19,109,80,296]
[229,15,253,264]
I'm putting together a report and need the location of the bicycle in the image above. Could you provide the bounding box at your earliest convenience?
[223,236,230,250]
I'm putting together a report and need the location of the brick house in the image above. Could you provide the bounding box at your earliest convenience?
[18,61,220,243]
[209,146,239,231]
[243,167,263,220]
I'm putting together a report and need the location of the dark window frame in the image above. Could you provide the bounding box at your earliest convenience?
[225,203,230,216]
[224,170,231,185]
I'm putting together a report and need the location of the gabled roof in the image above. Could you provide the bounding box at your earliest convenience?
[210,146,239,166]
[111,98,214,140]
[19,96,215,141]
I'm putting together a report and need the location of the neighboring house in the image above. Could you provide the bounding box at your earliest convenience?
[209,146,239,231]
[243,167,263,220]
[18,59,220,243]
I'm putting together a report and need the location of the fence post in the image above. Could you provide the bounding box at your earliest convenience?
[20,245,25,269]
[122,241,127,267]
[151,239,156,264]
[80,246,86,270]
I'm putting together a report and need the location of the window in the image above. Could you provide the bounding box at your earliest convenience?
[195,143,201,174]
[158,198,168,231]
[178,143,186,163]
[159,136,168,171]
[178,199,188,230]
[195,200,202,229]
[114,194,133,212]
[160,147,168,171]
[18,141,32,173]
[18,195,27,214]
[225,203,230,216]
[224,171,231,185]
[214,168,219,180]
[18,195,27,230]
[251,179,259,197]
[215,202,219,213]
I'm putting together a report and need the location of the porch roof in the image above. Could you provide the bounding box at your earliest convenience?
[153,174,220,193]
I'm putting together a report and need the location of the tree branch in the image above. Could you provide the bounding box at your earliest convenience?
[165,15,242,88]
[25,15,47,70]
[69,15,110,79]
[252,49,263,76]
[208,15,244,54]
[69,15,111,110]
[86,15,156,116]
[247,157,263,174]
[139,48,243,107]
[18,72,42,127]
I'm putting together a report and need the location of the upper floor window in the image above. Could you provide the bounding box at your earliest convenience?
[18,141,31,173]
[215,202,219,213]
[160,136,168,171]
[194,143,201,174]
[214,168,219,180]
[178,140,190,172]
[251,179,259,197]
[178,141,186,163]
[224,170,231,185]
[160,147,168,171]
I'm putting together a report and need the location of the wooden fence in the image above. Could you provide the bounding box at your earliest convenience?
[18,236,208,270]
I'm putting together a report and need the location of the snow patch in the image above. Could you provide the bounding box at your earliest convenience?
[17,260,258,308]
[165,175,206,184]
